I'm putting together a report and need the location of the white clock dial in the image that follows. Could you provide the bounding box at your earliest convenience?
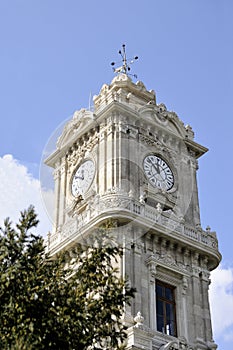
[143,155,174,191]
[71,160,95,197]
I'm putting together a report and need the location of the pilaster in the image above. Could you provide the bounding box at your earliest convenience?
[98,122,107,194]
[190,157,201,227]
[132,234,144,316]
[191,252,204,343]
[106,115,114,190]
[200,257,217,349]
[181,276,189,341]
[58,157,67,226]
[146,254,157,331]
[53,164,60,231]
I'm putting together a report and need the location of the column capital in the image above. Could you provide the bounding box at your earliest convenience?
[182,276,189,295]
[146,255,157,278]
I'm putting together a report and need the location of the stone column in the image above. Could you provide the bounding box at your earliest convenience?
[98,123,106,194]
[132,234,143,317]
[190,157,201,227]
[119,120,130,193]
[114,116,119,189]
[122,225,134,326]
[146,255,157,331]
[160,238,167,259]
[200,257,216,348]
[53,164,60,231]
[181,276,189,340]
[106,116,114,191]
[118,121,124,190]
[191,252,204,342]
[58,157,67,226]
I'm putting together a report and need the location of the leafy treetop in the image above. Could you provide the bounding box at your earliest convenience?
[0,206,135,350]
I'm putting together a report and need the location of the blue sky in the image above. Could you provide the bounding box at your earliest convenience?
[0,1,233,348]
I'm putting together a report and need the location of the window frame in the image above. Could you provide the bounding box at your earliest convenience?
[156,279,177,337]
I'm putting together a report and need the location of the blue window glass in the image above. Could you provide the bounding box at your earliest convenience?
[156,280,177,337]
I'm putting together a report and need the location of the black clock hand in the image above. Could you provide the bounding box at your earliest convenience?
[75,170,84,180]
[155,159,161,174]
[151,163,160,174]
[75,175,84,180]
[156,164,160,174]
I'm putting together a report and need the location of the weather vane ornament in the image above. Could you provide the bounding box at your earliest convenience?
[111,44,138,79]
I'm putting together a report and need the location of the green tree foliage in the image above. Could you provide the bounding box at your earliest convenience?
[0,206,135,349]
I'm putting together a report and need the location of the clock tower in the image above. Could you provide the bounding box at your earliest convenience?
[45,71,221,350]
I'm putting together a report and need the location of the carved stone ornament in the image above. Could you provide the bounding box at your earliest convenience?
[56,109,96,149]
[66,130,99,169]
[185,124,194,140]
[98,194,131,212]
[158,103,167,112]
[134,311,144,328]
[139,133,164,150]
[136,80,147,91]
[146,255,157,278]
[159,337,193,350]
[178,336,193,350]
[159,341,179,350]
[182,276,188,295]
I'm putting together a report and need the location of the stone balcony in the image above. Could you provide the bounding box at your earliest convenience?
[47,191,220,268]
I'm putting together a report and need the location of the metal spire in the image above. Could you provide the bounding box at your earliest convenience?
[111,44,138,78]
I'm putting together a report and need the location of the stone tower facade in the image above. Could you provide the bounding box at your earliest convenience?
[45,74,221,350]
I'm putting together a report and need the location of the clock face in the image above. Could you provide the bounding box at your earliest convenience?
[71,159,95,197]
[143,155,174,191]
